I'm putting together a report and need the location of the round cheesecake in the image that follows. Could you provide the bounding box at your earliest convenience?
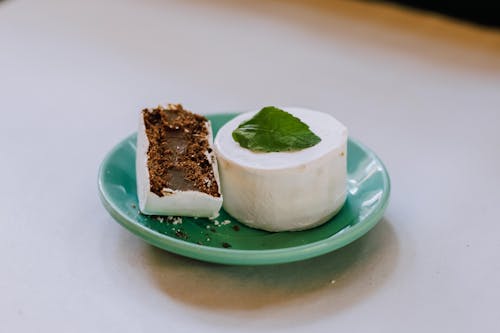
[214,107,348,232]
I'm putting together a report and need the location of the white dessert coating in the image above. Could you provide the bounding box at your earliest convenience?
[214,107,347,232]
[136,114,223,217]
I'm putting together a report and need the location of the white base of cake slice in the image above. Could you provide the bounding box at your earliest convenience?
[136,114,223,218]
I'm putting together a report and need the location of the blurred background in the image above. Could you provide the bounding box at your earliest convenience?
[387,1,499,27]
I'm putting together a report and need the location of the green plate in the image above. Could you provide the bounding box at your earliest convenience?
[98,113,390,265]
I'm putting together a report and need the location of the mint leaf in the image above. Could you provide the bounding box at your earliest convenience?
[232,106,321,152]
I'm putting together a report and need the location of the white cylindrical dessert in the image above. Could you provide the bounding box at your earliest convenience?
[214,107,347,232]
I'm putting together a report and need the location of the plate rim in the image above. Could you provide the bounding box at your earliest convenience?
[98,113,391,265]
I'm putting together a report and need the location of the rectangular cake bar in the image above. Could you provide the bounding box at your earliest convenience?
[136,104,222,217]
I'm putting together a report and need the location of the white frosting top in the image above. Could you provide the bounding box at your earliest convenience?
[214,107,347,170]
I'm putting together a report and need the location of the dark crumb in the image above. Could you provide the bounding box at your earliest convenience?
[196,241,203,245]
[210,227,217,233]
[232,225,240,232]
[222,242,231,248]
[131,204,136,209]
[175,230,188,239]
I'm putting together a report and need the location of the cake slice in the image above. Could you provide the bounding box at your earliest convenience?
[136,104,222,217]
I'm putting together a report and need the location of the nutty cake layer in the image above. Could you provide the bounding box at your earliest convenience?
[143,104,220,197]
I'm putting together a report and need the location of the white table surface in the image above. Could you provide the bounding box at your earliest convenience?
[2,0,499,332]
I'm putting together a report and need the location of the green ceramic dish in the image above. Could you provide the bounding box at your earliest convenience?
[98,113,390,265]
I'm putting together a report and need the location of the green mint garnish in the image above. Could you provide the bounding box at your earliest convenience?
[231,106,321,152]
